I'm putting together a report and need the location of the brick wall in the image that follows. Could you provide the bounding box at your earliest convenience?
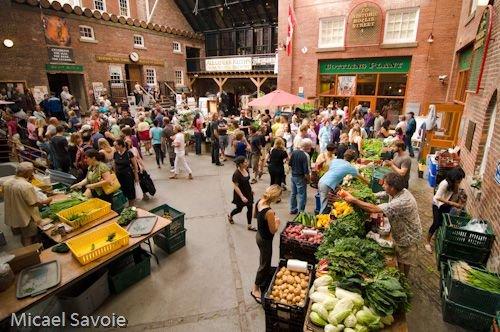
[456,2,500,271]
[0,1,203,105]
[148,0,194,32]
[81,0,139,19]
[278,0,462,109]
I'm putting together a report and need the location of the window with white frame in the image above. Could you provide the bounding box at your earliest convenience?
[145,69,156,86]
[134,35,145,48]
[109,66,123,86]
[318,16,345,48]
[174,70,183,85]
[173,41,182,53]
[383,8,419,44]
[93,0,105,11]
[119,0,130,17]
[79,25,95,41]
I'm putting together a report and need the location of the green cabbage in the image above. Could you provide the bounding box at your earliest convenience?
[344,314,357,328]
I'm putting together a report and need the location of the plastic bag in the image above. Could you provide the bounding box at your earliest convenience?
[461,219,488,234]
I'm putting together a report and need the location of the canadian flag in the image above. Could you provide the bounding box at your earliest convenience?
[285,3,296,56]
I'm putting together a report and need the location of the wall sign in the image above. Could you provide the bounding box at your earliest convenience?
[320,57,411,74]
[42,16,71,47]
[467,5,493,93]
[205,57,252,72]
[337,76,356,96]
[95,55,164,66]
[45,64,83,72]
[347,2,382,46]
[252,56,276,71]
[48,47,74,63]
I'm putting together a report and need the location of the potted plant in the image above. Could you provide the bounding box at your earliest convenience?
[417,159,426,178]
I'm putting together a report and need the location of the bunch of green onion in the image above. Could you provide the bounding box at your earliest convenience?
[452,261,500,294]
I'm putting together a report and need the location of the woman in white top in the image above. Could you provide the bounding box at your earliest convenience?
[170,125,193,180]
[425,167,466,253]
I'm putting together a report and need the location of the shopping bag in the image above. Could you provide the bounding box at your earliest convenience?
[139,170,156,196]
[102,172,121,195]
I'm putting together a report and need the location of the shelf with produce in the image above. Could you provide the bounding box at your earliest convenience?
[280,223,324,265]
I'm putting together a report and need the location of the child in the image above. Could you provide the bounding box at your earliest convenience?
[232,130,248,158]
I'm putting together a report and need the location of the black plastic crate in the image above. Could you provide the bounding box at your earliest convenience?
[108,248,151,294]
[442,214,495,250]
[153,229,186,254]
[443,260,500,315]
[435,227,490,269]
[149,204,185,238]
[279,222,321,265]
[264,259,314,331]
[441,280,494,331]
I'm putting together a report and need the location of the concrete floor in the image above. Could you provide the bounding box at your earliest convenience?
[0,149,466,332]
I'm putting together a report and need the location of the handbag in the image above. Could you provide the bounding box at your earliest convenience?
[102,172,121,195]
[139,170,156,195]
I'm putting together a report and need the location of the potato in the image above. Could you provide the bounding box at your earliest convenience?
[299,293,305,300]
[300,289,306,295]
[275,279,283,286]
[293,296,301,303]
[283,289,289,295]
[299,273,305,279]
[298,301,304,307]
[291,271,298,277]
[288,276,295,283]
[269,295,274,300]
[288,284,295,291]
[304,275,310,281]
[280,299,288,305]
[286,294,293,301]
[294,276,301,283]
[300,280,308,288]
[276,271,283,278]
[284,270,291,276]
[294,287,301,295]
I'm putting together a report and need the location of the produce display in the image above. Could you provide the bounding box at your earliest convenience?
[341,178,377,204]
[118,207,138,226]
[316,214,332,229]
[268,266,311,307]
[296,212,318,228]
[283,224,324,246]
[452,261,500,294]
[331,201,354,218]
[40,193,87,219]
[362,139,384,161]
[360,167,374,182]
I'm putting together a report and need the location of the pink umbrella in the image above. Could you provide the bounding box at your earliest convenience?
[248,89,309,107]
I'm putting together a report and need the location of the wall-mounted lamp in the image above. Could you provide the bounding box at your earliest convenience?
[3,39,14,48]
[439,75,448,85]
[427,33,434,43]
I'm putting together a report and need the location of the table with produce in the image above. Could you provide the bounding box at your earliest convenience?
[266,140,410,331]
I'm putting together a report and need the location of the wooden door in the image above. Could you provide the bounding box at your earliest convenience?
[420,103,464,159]
[127,65,142,85]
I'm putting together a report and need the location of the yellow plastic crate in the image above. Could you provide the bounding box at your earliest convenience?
[56,198,111,228]
[66,222,130,265]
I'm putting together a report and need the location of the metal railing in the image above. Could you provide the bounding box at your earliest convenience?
[186,53,276,73]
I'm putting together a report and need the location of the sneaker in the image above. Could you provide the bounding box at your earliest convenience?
[170,168,175,173]
[216,163,224,166]
[289,210,298,215]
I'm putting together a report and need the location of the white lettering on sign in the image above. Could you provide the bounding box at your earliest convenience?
[352,6,378,29]
[205,57,252,72]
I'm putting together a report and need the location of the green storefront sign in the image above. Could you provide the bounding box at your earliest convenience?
[45,64,84,72]
[320,57,411,74]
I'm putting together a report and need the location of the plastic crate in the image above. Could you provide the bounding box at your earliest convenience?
[279,222,321,265]
[427,171,437,188]
[66,222,130,265]
[153,229,186,254]
[442,214,495,250]
[149,204,185,238]
[111,190,128,214]
[264,259,314,332]
[435,227,490,269]
[57,198,111,229]
[443,260,500,315]
[370,166,392,193]
[441,280,494,331]
[58,269,109,315]
[109,248,151,294]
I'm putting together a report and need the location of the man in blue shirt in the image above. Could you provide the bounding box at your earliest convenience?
[45,93,65,121]
[405,112,417,157]
[318,149,364,213]
[288,138,312,214]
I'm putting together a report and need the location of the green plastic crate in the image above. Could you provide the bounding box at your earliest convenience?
[153,229,186,254]
[436,226,491,268]
[443,214,495,250]
[111,190,128,214]
[441,279,494,331]
[149,204,185,237]
[370,167,392,193]
[443,260,500,315]
[109,248,151,294]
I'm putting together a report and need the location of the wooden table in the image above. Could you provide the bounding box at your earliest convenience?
[0,208,171,322]
[40,211,119,243]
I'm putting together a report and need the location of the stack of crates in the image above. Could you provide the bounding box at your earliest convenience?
[150,204,186,254]
[436,213,498,331]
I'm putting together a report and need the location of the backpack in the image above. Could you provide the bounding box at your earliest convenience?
[205,122,212,139]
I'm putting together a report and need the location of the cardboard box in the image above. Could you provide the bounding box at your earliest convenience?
[7,243,42,273]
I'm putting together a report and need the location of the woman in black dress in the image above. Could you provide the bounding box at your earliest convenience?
[113,138,139,206]
[267,137,288,188]
[250,184,282,303]
[228,156,256,231]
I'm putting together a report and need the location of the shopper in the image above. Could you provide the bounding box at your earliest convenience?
[293,124,309,150]
[228,156,256,231]
[238,109,252,136]
[170,125,193,180]
[318,117,332,153]
[98,138,115,169]
[218,113,229,161]
[3,162,52,246]
[425,167,466,253]
[268,137,288,188]
[137,115,152,155]
[50,125,71,173]
[349,126,363,157]
[70,149,115,203]
[113,139,139,206]
[373,110,385,137]
[150,120,164,168]
[250,184,283,303]
[289,138,312,214]
[340,172,422,277]
[249,126,263,184]
[383,140,412,189]
[315,143,336,178]
[209,113,223,166]
[163,117,176,171]
[405,112,417,157]
[233,130,248,158]
[193,113,204,155]
[377,120,391,138]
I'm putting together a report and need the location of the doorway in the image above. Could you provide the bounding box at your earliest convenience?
[47,73,87,112]
[125,64,143,94]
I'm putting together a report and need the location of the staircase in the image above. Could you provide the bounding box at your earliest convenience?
[159,81,177,110]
